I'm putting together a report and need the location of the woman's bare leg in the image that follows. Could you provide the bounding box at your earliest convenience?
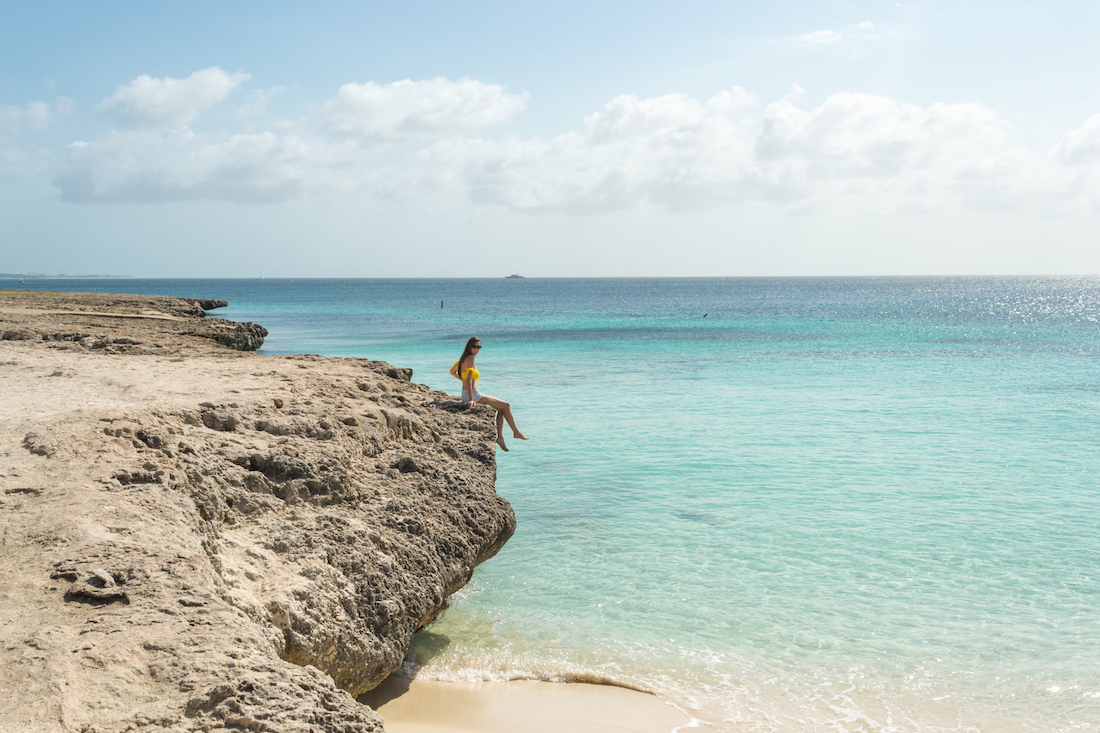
[495,412,508,451]
[477,395,528,440]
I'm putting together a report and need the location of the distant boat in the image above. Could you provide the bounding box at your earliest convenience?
[505,274,525,279]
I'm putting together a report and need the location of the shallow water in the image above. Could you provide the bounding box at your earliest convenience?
[11,276,1100,732]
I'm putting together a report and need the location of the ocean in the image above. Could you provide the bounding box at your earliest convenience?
[8,276,1099,732]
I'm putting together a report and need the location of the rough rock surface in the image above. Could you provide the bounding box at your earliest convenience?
[0,290,268,352]
[0,291,515,732]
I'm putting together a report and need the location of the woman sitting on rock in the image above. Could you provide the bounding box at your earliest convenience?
[450,336,528,451]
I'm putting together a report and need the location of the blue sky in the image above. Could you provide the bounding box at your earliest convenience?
[2,1,1100,277]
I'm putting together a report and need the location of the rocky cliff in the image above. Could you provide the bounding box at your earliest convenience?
[0,291,515,732]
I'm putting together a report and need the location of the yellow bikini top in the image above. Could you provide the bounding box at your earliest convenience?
[453,361,479,381]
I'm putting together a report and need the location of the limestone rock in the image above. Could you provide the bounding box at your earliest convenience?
[183,298,229,313]
[0,291,515,732]
[0,290,268,352]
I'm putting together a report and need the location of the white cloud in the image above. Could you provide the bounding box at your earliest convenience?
[793,29,844,46]
[1054,114,1100,165]
[0,99,72,179]
[754,93,1045,212]
[791,21,883,47]
[52,74,530,204]
[98,67,250,128]
[322,77,528,140]
[1,98,74,132]
[756,92,1011,176]
[422,89,1055,214]
[851,21,882,41]
[1050,114,1100,208]
[0,146,50,180]
[54,126,362,204]
[47,76,1100,215]
[236,86,287,118]
[422,88,757,213]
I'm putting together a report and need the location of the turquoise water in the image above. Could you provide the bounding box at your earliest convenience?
[10,277,1100,731]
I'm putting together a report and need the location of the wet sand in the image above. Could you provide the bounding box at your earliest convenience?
[360,676,701,733]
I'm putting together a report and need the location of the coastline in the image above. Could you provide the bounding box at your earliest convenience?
[361,677,698,733]
[5,279,1094,731]
[0,290,520,731]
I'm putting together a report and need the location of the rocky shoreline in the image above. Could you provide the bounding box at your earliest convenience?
[0,291,515,732]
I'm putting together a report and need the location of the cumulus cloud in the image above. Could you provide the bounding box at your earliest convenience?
[793,29,844,46]
[47,72,1100,213]
[54,127,359,204]
[763,94,1071,212]
[1054,114,1100,165]
[0,99,72,179]
[422,88,1049,214]
[791,21,882,47]
[53,73,531,204]
[850,21,882,41]
[754,90,1010,175]
[1049,114,1100,207]
[237,86,287,119]
[98,67,250,127]
[423,88,758,213]
[0,145,55,180]
[322,77,528,140]
[1,98,74,132]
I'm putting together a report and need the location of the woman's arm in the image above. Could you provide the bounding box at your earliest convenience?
[450,362,460,380]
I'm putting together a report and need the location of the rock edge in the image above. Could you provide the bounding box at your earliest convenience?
[0,291,515,732]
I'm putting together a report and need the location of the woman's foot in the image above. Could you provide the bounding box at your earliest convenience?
[513,432,529,440]
[496,435,509,451]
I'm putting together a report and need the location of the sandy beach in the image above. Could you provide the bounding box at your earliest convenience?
[362,677,696,733]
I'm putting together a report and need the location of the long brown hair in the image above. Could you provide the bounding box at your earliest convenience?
[457,336,481,377]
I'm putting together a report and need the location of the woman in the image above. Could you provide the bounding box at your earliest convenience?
[451,336,528,451]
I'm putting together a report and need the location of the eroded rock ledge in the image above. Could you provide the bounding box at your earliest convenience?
[0,290,267,352]
[0,291,515,732]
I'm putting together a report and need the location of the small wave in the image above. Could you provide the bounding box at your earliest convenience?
[391,659,715,732]
[394,659,656,694]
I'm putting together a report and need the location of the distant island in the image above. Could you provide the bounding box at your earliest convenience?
[0,273,131,279]
[505,274,525,279]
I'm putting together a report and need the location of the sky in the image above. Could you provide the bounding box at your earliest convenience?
[2,0,1100,277]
